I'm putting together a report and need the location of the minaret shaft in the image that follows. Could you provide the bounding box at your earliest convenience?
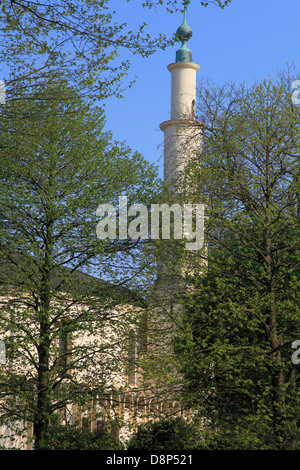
[168,62,199,121]
[159,13,203,191]
[160,63,202,189]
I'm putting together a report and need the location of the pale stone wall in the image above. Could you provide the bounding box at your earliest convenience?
[0,293,148,449]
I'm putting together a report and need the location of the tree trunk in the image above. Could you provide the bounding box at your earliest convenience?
[34,314,52,449]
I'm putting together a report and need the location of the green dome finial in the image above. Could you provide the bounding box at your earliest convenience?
[175,9,193,63]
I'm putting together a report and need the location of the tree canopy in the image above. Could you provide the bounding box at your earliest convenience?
[1,0,231,98]
[0,79,160,448]
[174,72,300,450]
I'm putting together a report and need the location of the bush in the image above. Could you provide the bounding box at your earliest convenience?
[127,418,201,450]
[39,424,124,450]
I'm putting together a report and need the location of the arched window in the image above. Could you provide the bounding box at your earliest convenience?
[149,399,158,421]
[172,402,181,418]
[161,401,169,418]
[137,396,146,425]
[124,393,134,428]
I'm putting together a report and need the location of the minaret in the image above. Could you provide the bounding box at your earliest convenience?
[144,15,205,405]
[155,10,205,292]
[159,11,203,191]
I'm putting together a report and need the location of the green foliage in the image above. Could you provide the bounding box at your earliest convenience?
[175,72,300,450]
[0,79,161,448]
[193,421,277,450]
[144,1,231,11]
[38,424,124,450]
[1,0,231,97]
[1,0,168,97]
[127,418,201,450]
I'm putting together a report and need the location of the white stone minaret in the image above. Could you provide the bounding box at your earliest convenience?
[160,11,203,191]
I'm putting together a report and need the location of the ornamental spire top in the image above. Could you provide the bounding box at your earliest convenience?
[175,9,193,63]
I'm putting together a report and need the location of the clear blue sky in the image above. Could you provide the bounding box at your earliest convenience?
[104,0,299,179]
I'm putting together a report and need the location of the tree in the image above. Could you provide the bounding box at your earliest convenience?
[0,79,160,449]
[1,0,231,98]
[127,417,202,450]
[38,423,124,450]
[175,72,300,449]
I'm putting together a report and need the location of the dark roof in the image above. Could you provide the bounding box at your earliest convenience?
[0,252,146,307]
